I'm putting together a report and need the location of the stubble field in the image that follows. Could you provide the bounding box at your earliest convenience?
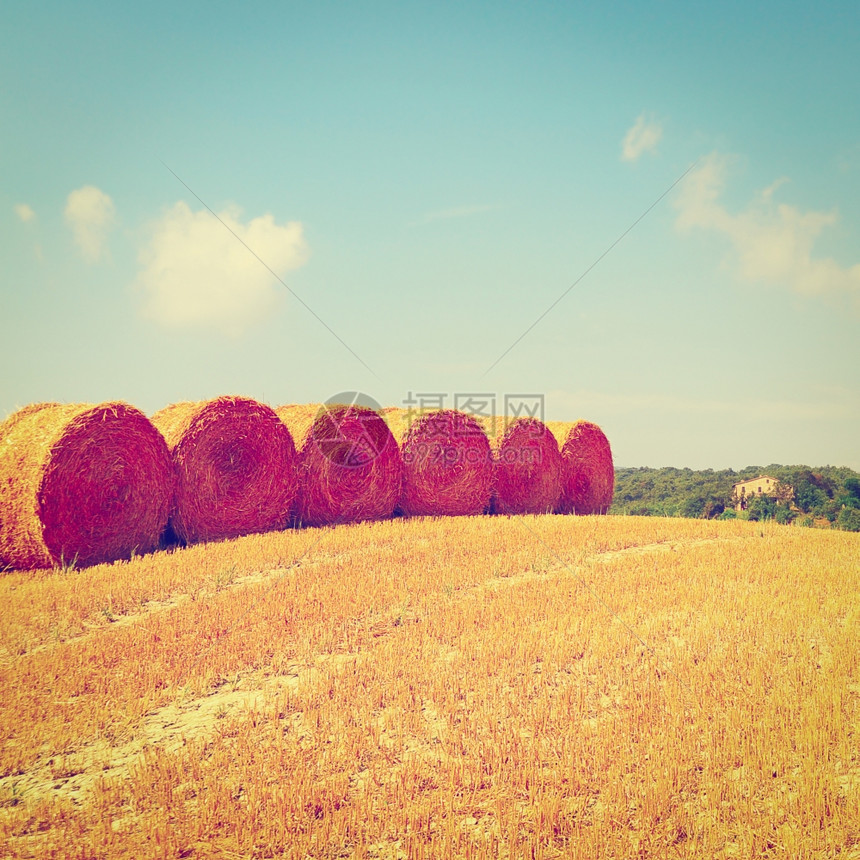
[1,515,858,858]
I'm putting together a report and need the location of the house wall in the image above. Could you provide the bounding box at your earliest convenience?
[733,476,780,510]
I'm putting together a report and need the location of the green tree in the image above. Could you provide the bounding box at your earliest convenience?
[610,465,860,521]
[793,470,833,516]
[836,477,860,510]
[844,477,860,503]
[774,505,796,525]
[836,507,860,532]
[680,495,707,519]
[746,494,777,522]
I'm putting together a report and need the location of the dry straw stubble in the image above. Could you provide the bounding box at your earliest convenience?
[385,408,493,517]
[277,403,401,527]
[151,396,298,545]
[0,402,172,570]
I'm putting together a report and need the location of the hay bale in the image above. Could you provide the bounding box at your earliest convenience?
[482,416,563,515]
[546,420,614,515]
[277,403,401,527]
[384,408,492,517]
[151,396,298,544]
[0,402,172,570]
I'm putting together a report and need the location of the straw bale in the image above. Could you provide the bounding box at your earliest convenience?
[385,408,492,517]
[277,403,401,527]
[480,416,563,515]
[546,420,614,515]
[0,402,172,570]
[151,396,298,544]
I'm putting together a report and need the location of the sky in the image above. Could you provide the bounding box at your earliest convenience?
[2,1,859,470]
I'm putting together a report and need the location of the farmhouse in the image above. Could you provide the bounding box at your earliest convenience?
[733,475,780,511]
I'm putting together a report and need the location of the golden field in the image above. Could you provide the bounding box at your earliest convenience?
[0,515,858,859]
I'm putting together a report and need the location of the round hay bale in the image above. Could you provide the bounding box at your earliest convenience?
[483,417,563,515]
[547,420,614,515]
[0,402,172,570]
[151,396,298,545]
[277,403,401,527]
[385,408,492,518]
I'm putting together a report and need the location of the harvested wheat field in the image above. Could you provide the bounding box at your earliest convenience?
[1,515,857,859]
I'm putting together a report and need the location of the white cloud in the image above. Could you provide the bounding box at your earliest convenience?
[136,201,309,337]
[14,203,36,223]
[675,153,860,304]
[64,186,116,262]
[621,114,663,162]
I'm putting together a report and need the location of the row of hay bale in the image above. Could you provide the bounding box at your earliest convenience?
[0,397,613,571]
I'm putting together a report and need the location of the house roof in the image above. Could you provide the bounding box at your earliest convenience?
[732,475,778,489]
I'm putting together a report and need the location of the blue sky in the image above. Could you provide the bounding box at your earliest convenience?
[2,1,858,469]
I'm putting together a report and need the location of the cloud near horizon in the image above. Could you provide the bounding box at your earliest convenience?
[621,115,663,162]
[14,203,36,223]
[675,153,860,305]
[137,201,309,337]
[65,186,116,262]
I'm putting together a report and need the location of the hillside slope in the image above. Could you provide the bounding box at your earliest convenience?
[1,515,858,858]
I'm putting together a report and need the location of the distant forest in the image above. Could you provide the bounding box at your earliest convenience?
[610,465,860,531]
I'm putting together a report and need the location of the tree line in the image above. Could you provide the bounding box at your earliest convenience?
[610,465,860,531]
